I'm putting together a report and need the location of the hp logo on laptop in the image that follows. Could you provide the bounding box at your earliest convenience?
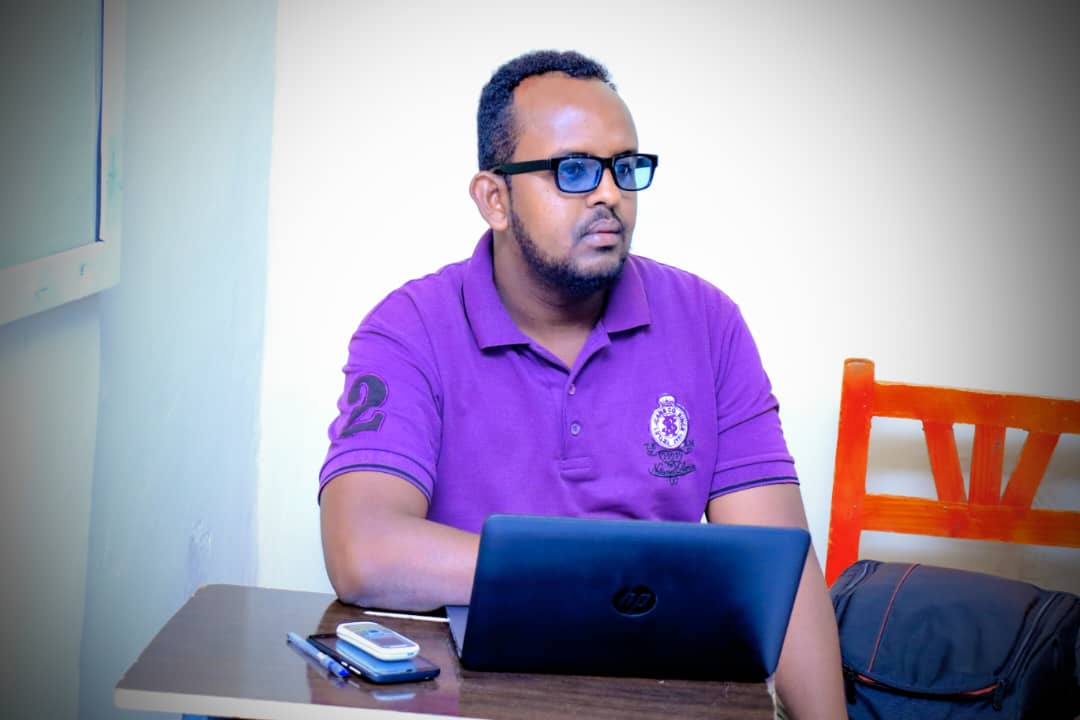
[612,585,657,616]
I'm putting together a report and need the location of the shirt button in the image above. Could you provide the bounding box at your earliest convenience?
[570,421,582,436]
[568,383,576,395]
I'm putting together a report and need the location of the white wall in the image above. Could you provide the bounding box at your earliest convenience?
[78,3,277,720]
[0,5,103,719]
[0,298,100,720]
[260,0,1080,593]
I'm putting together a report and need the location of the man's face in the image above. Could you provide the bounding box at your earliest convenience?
[504,73,639,297]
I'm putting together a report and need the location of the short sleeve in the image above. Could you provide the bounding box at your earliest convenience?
[318,290,442,503]
[709,304,798,498]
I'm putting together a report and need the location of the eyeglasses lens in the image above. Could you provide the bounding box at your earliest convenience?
[615,155,655,191]
[556,158,603,193]
[555,155,654,192]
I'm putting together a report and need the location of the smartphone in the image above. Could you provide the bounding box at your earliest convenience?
[336,621,419,660]
[308,633,440,684]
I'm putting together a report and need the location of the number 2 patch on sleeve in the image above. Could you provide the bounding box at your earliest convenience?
[340,374,388,436]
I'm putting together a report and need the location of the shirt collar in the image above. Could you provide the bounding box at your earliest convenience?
[463,230,652,350]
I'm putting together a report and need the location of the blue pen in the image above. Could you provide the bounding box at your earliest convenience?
[287,632,350,679]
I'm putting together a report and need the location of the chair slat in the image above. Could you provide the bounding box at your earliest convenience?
[873,382,1080,434]
[863,494,1080,546]
[1001,432,1060,509]
[970,425,1006,505]
[922,421,966,503]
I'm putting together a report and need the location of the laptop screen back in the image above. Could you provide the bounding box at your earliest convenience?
[457,514,809,681]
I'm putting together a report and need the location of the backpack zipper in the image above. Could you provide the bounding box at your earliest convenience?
[844,666,999,703]
[991,593,1065,711]
[843,666,856,704]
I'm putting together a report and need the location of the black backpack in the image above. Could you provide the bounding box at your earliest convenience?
[831,560,1080,719]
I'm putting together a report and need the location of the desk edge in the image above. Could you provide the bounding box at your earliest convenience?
[114,686,466,720]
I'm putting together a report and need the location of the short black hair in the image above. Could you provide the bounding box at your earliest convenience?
[477,50,616,171]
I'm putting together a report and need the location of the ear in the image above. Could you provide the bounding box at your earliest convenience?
[469,171,510,232]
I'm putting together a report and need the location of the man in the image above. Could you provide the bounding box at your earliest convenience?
[319,50,845,718]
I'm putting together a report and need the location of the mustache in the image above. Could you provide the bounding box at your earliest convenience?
[575,209,625,239]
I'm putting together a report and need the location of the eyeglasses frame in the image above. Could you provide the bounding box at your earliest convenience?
[490,152,660,193]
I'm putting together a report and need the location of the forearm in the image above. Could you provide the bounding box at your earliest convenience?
[774,548,846,720]
[331,515,479,611]
[320,471,480,611]
[705,485,847,717]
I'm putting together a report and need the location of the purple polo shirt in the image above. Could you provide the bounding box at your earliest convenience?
[319,231,797,532]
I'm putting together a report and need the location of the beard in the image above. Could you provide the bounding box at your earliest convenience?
[508,206,629,299]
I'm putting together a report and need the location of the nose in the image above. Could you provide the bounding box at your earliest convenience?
[586,165,623,207]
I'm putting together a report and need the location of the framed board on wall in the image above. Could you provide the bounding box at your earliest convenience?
[0,0,125,326]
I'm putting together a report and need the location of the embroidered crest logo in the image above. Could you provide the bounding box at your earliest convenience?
[644,394,695,483]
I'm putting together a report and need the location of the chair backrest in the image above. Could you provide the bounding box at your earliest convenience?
[825,358,1080,586]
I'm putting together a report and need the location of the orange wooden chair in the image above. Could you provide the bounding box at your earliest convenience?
[825,358,1080,586]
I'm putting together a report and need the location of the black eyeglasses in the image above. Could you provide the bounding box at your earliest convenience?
[491,152,659,193]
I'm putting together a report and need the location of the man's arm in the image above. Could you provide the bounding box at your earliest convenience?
[706,483,846,720]
[320,470,479,611]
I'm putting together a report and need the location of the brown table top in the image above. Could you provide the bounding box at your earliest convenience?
[115,584,775,719]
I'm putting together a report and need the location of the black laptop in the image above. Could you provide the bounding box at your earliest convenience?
[447,514,809,681]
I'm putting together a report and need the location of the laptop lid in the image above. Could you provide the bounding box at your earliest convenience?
[452,514,809,681]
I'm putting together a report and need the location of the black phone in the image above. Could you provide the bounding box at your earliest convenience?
[307,633,440,684]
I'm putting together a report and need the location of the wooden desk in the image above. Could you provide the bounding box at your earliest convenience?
[116,584,775,719]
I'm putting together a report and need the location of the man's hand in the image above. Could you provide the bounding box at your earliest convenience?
[319,471,479,610]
